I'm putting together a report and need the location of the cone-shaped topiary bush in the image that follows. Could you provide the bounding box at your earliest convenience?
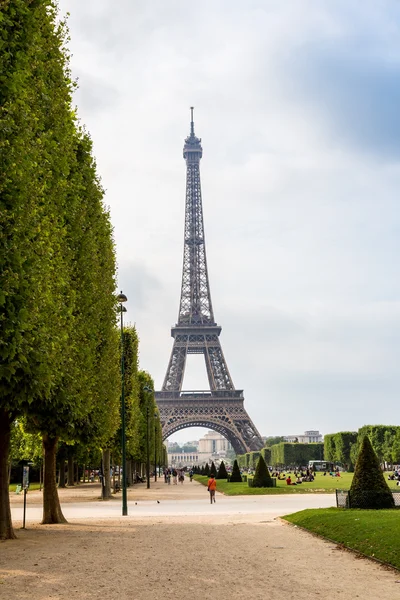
[216,460,228,479]
[252,455,273,487]
[210,461,217,477]
[204,463,210,476]
[230,459,242,483]
[350,435,394,509]
[200,465,205,475]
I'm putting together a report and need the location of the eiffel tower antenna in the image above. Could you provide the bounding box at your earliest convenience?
[190,106,195,135]
[155,111,263,454]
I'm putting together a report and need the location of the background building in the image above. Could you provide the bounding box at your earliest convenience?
[167,430,233,467]
[284,430,323,443]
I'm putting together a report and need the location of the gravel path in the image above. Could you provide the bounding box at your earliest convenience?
[3,479,399,599]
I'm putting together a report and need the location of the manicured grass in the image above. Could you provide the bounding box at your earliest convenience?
[9,483,42,492]
[193,473,399,495]
[283,508,400,570]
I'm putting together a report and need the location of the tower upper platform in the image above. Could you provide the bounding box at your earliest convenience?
[183,107,203,162]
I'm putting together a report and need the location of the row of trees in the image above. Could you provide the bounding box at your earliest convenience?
[0,2,165,540]
[235,425,400,473]
[324,425,400,470]
[237,443,323,469]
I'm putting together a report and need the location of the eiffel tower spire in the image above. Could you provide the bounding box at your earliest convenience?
[155,110,263,454]
[178,107,214,326]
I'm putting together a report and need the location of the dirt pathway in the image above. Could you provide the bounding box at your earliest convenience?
[2,479,399,599]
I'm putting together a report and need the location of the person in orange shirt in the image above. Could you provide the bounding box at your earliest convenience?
[207,474,217,504]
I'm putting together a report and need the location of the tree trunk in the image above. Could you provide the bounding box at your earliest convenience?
[0,411,16,540]
[102,449,112,499]
[42,435,67,524]
[75,462,79,485]
[112,458,116,492]
[67,454,74,486]
[58,459,66,488]
[82,464,86,483]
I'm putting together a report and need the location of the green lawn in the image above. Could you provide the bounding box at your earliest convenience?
[193,473,399,495]
[9,483,42,492]
[283,508,400,570]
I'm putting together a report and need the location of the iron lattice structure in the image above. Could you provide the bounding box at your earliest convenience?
[155,109,263,455]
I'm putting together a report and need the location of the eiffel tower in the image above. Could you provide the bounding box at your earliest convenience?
[155,109,263,455]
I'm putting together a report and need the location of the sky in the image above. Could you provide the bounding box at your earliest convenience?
[58,0,400,444]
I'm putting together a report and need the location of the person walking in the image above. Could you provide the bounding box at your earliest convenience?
[207,474,217,504]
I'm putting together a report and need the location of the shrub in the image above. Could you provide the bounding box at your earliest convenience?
[349,436,395,509]
[210,461,217,477]
[204,463,210,476]
[216,461,228,479]
[230,459,242,483]
[252,455,273,488]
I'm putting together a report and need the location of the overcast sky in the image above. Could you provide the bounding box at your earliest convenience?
[58,0,400,443]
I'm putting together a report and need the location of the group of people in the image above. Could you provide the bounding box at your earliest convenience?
[270,468,316,485]
[161,467,217,504]
[387,469,400,485]
[163,468,186,485]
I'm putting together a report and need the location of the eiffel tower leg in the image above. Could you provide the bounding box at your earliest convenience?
[162,341,187,392]
[204,337,234,391]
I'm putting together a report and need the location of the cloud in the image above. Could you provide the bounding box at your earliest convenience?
[58,0,400,439]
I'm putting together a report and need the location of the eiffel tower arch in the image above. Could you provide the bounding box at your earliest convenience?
[155,109,263,455]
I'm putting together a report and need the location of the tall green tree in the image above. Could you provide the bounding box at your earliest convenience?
[252,455,273,488]
[216,461,228,480]
[0,0,77,540]
[350,436,394,509]
[230,459,242,483]
[28,130,119,524]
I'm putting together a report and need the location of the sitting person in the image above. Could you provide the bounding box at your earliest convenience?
[286,476,292,485]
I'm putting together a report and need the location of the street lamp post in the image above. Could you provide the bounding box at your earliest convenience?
[143,385,153,490]
[154,413,158,482]
[117,291,128,516]
[160,435,163,479]
[146,405,150,489]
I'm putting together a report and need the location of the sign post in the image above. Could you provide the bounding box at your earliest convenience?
[22,465,29,529]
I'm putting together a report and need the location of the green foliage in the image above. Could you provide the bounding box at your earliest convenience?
[204,463,210,476]
[230,459,242,482]
[263,436,285,447]
[350,436,394,509]
[182,444,197,453]
[216,460,228,479]
[237,454,246,468]
[249,451,260,468]
[252,455,273,488]
[10,420,42,466]
[271,442,324,466]
[210,461,217,477]
[357,425,400,464]
[324,431,358,469]
[261,447,271,465]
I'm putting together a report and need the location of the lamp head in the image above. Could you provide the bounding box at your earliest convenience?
[117,291,128,303]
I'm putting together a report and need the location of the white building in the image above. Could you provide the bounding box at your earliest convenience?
[198,430,232,454]
[284,430,323,443]
[167,430,232,467]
